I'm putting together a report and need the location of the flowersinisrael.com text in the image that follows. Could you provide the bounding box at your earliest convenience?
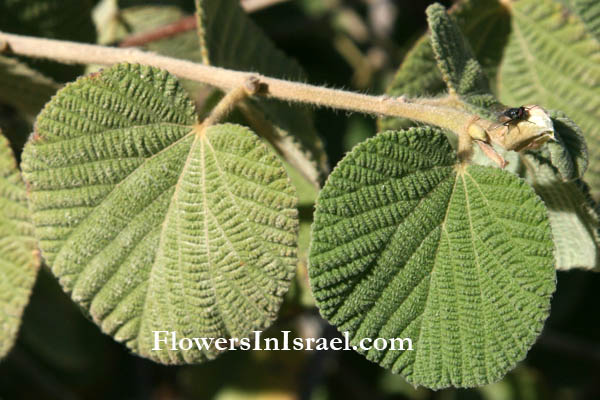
[152,331,413,352]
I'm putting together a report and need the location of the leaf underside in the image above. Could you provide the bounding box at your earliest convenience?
[309,128,555,389]
[0,131,40,360]
[21,63,298,364]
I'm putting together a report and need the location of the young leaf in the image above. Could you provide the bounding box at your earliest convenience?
[380,0,508,131]
[195,0,329,187]
[309,128,555,389]
[0,55,60,121]
[426,3,490,97]
[0,130,41,360]
[521,153,599,271]
[21,64,298,364]
[547,111,588,181]
[498,0,600,195]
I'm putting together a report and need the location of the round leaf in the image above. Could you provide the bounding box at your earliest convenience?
[21,63,298,364]
[309,127,555,389]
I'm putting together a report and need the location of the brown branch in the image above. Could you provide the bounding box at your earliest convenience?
[120,16,196,48]
[119,0,289,48]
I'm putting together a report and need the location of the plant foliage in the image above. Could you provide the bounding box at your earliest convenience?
[1,0,600,396]
[195,0,329,188]
[309,127,555,388]
[21,63,299,363]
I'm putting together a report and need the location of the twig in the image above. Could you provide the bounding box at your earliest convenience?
[119,0,290,48]
[0,31,493,142]
[200,78,260,128]
[119,16,196,48]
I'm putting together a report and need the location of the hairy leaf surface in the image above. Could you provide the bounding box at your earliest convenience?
[195,0,329,187]
[309,128,555,389]
[380,0,510,131]
[426,4,490,97]
[547,111,588,181]
[0,131,40,359]
[21,64,298,364]
[498,0,600,194]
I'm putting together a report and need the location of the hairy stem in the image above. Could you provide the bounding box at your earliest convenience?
[0,31,492,141]
[201,78,259,127]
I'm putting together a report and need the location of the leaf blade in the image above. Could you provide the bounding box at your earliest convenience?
[22,64,298,363]
[309,128,555,389]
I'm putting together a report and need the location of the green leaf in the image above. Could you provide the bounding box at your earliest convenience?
[0,130,41,360]
[195,0,329,187]
[21,63,298,364]
[521,152,599,271]
[382,0,600,196]
[547,111,588,181]
[497,0,600,195]
[426,3,490,97]
[573,0,600,40]
[0,55,60,121]
[0,0,96,82]
[309,128,555,389]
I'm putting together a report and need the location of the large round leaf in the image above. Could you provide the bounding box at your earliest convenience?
[21,63,298,364]
[309,127,555,389]
[0,131,40,359]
